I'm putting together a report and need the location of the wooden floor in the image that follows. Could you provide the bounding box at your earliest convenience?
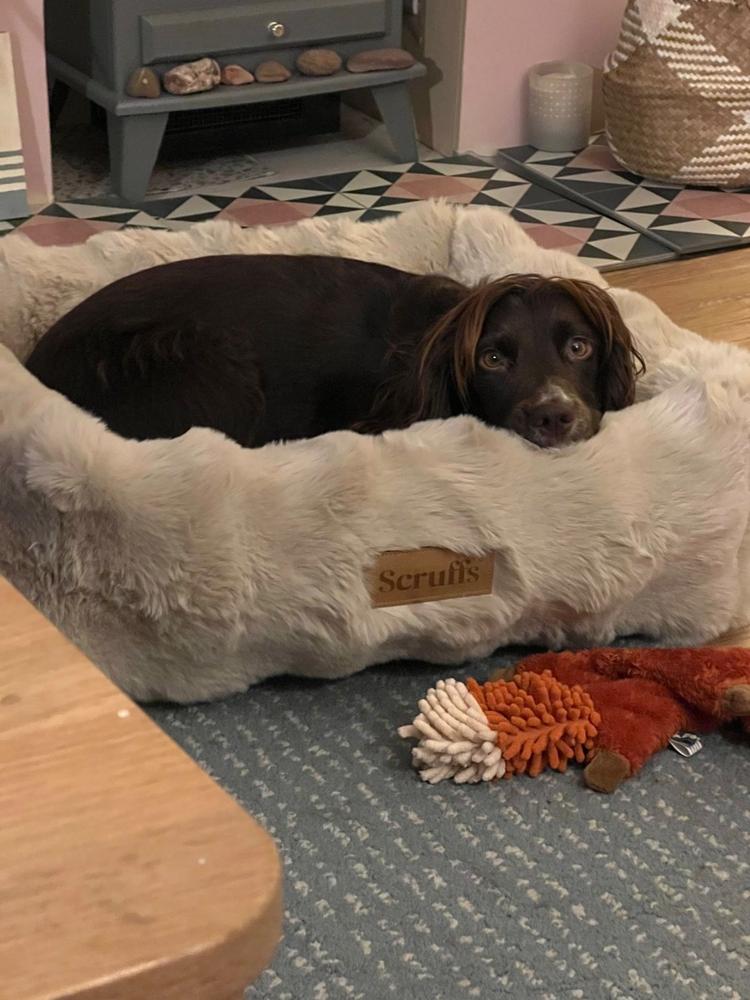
[609,245,750,350]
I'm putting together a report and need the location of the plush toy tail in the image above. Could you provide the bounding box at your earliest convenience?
[515,647,750,792]
[399,671,600,784]
[517,647,750,719]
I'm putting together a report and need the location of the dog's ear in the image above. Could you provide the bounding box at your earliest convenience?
[415,280,509,416]
[357,277,469,432]
[403,275,471,421]
[570,282,645,412]
[412,340,457,421]
[360,331,458,433]
[600,297,645,412]
[601,331,641,411]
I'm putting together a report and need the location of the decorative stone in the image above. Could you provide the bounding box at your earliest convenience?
[295,48,342,77]
[255,60,292,84]
[163,57,220,96]
[220,64,255,86]
[125,66,161,99]
[346,48,416,74]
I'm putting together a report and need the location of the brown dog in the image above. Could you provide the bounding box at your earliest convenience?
[26,255,643,449]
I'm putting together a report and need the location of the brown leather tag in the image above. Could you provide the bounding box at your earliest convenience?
[368,547,495,608]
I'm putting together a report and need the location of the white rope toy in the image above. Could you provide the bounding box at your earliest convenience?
[398,678,506,784]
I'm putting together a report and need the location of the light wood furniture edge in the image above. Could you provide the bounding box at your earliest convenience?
[0,578,283,1000]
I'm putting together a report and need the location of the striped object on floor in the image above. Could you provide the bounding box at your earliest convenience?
[0,32,29,222]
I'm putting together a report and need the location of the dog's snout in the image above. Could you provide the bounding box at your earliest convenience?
[527,400,576,438]
[516,387,585,447]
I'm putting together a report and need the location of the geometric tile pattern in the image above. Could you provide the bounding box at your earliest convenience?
[1,180,368,245]
[341,156,667,267]
[498,135,750,255]
[1,212,123,247]
[0,153,673,268]
[310,156,674,268]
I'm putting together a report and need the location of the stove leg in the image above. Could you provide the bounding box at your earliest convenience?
[107,112,169,203]
[373,81,419,163]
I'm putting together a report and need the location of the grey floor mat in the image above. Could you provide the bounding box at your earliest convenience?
[149,650,750,1000]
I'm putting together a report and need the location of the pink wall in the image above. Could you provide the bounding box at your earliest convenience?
[1,0,52,206]
[458,0,627,153]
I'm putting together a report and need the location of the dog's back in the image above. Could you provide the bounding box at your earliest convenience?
[26,254,460,446]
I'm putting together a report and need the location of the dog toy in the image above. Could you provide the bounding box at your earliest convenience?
[399,647,750,792]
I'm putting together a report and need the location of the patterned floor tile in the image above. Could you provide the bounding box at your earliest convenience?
[213,190,365,228]
[0,154,671,265]
[1,189,366,245]
[516,211,673,266]
[313,156,532,209]
[56,201,138,221]
[48,201,178,231]
[149,179,368,226]
[498,135,750,254]
[11,215,123,246]
[348,190,673,269]
[145,194,227,222]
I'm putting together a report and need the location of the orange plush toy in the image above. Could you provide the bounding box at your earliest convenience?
[399,647,750,792]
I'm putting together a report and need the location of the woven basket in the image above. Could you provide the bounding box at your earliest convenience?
[603,0,750,187]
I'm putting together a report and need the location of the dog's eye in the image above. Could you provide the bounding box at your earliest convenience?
[479,349,511,371]
[565,337,593,361]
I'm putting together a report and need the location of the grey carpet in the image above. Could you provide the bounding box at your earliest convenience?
[148,650,750,1000]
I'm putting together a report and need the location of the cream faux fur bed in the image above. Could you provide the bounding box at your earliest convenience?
[2,202,750,702]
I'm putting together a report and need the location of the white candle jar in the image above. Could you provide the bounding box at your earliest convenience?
[528,61,593,152]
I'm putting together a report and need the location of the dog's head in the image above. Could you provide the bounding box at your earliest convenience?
[417,274,644,447]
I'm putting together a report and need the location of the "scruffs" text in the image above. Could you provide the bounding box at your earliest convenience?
[377,558,481,594]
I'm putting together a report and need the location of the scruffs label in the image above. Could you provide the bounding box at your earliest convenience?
[368,548,495,608]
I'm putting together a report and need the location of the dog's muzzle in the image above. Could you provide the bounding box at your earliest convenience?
[512,382,599,448]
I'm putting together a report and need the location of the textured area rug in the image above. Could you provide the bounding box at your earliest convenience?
[149,651,750,1000]
[51,123,273,200]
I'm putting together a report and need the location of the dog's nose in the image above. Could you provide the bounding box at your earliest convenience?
[525,400,576,444]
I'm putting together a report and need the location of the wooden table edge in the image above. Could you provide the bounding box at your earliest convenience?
[0,578,283,1000]
[74,883,283,1000]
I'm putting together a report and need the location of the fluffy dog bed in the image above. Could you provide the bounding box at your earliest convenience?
[1,203,750,703]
